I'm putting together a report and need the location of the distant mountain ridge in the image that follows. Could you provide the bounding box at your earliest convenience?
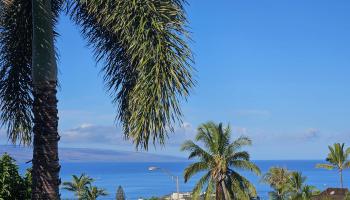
[0,145,187,163]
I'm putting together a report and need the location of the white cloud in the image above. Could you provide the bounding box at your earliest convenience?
[59,122,197,150]
[61,124,127,145]
[299,128,320,140]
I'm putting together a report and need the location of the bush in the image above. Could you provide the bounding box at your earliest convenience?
[0,153,31,200]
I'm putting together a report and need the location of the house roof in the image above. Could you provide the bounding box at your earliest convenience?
[312,188,349,200]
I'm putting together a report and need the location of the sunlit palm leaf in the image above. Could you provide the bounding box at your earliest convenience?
[191,172,211,199]
[315,163,335,170]
[184,161,209,182]
[230,160,261,176]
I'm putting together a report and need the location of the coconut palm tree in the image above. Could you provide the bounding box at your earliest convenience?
[289,172,319,200]
[181,122,261,200]
[316,143,350,188]
[62,174,94,200]
[262,167,291,200]
[0,0,193,198]
[86,185,108,200]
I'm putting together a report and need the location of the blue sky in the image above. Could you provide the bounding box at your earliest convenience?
[2,0,350,159]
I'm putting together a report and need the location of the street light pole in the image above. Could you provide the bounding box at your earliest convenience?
[149,166,180,200]
[176,176,179,200]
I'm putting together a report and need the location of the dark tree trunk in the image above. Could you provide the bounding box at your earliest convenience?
[216,182,224,200]
[31,81,60,199]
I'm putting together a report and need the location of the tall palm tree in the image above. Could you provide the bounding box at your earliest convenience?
[181,122,261,200]
[262,167,291,200]
[316,143,350,188]
[86,185,108,200]
[62,173,93,200]
[0,0,193,198]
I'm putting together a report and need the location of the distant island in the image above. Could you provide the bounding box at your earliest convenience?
[0,145,187,163]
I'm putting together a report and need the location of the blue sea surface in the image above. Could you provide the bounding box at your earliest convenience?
[19,161,349,200]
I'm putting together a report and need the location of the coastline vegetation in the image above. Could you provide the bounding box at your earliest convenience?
[1,126,350,199]
[262,167,319,200]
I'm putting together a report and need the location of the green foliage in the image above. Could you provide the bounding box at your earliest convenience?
[62,173,108,200]
[0,153,31,200]
[62,174,94,200]
[144,197,161,200]
[181,122,261,200]
[116,185,125,200]
[345,192,350,200]
[1,0,193,152]
[316,143,350,187]
[0,0,63,145]
[67,0,194,150]
[262,167,319,200]
[22,168,32,199]
[262,167,291,200]
[0,0,33,145]
[86,185,108,200]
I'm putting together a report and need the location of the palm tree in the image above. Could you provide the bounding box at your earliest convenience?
[300,185,319,200]
[289,172,319,200]
[62,174,93,200]
[86,185,108,200]
[0,0,193,198]
[262,167,291,200]
[289,171,305,199]
[316,143,350,188]
[181,122,261,200]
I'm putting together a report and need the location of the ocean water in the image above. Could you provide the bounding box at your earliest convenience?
[19,161,349,200]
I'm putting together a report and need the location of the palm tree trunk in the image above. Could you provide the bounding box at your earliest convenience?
[221,181,231,200]
[216,182,224,200]
[340,170,343,188]
[31,0,60,199]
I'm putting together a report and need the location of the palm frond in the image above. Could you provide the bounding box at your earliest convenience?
[230,160,261,176]
[315,163,335,170]
[181,140,212,161]
[228,136,252,151]
[67,0,194,150]
[203,179,214,200]
[261,167,291,190]
[228,151,250,161]
[191,172,211,199]
[289,171,306,194]
[0,0,62,145]
[183,161,209,182]
[62,182,76,191]
[0,0,33,145]
[231,171,258,199]
[344,161,350,169]
[196,122,217,153]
